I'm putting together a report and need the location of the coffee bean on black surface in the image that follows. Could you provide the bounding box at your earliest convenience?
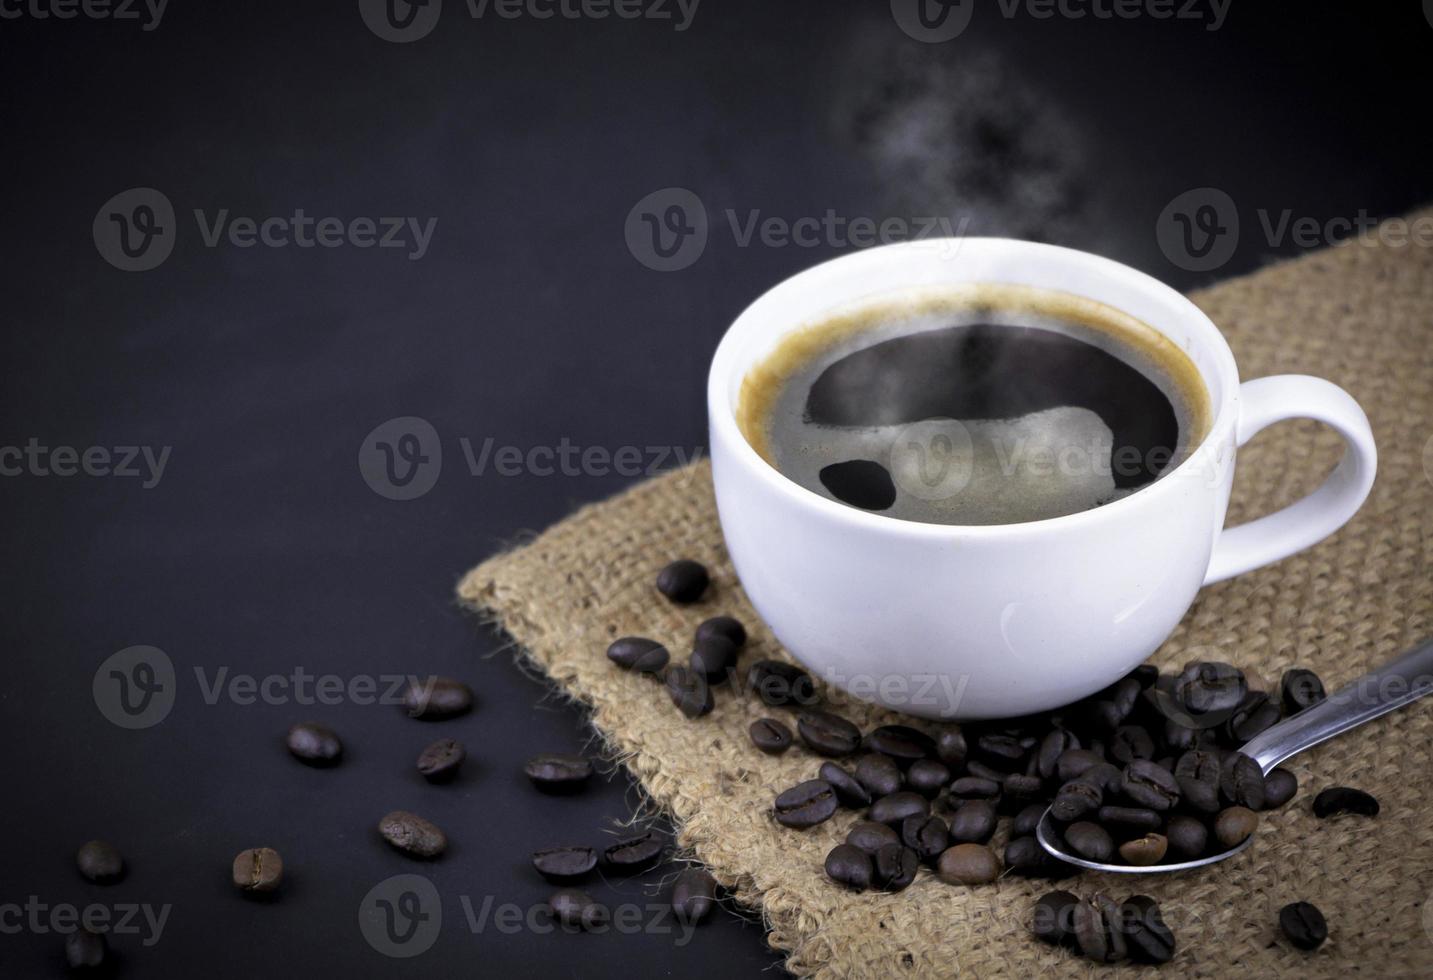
[847,820,901,855]
[64,928,107,970]
[656,559,709,603]
[1121,760,1180,811]
[1074,893,1128,963]
[950,776,1002,804]
[690,635,739,683]
[1278,901,1329,950]
[1173,749,1222,813]
[797,710,861,756]
[1050,778,1102,821]
[1037,730,1080,779]
[1220,752,1267,810]
[665,665,715,719]
[746,660,816,707]
[905,759,951,798]
[286,721,343,766]
[936,727,968,769]
[855,753,903,798]
[1263,767,1298,809]
[825,842,874,891]
[948,800,997,844]
[1165,815,1208,859]
[773,779,838,829]
[1056,748,1105,782]
[749,717,793,755]
[524,752,592,792]
[531,845,598,882]
[75,840,124,884]
[863,724,935,764]
[695,615,746,649]
[937,843,1001,885]
[602,832,665,874]
[1312,786,1379,818]
[1227,691,1281,743]
[380,811,448,859]
[869,791,930,828]
[606,636,670,673]
[872,843,919,892]
[818,762,871,809]
[1032,890,1079,945]
[232,847,283,893]
[403,677,473,720]
[1117,833,1168,866]
[417,737,466,781]
[1174,661,1247,715]
[550,889,608,931]
[1096,806,1162,834]
[1280,668,1326,714]
[901,815,950,863]
[1013,804,1047,839]
[1121,895,1176,964]
[1110,725,1155,765]
[1213,806,1259,848]
[671,868,718,925]
[1064,821,1114,863]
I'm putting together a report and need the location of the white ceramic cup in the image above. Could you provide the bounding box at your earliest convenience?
[707,240,1377,719]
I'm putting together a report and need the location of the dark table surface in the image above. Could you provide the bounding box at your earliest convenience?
[2,1,1431,976]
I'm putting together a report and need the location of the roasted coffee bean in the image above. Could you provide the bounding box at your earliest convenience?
[1312,786,1379,818]
[746,660,816,707]
[1126,664,1161,689]
[1213,806,1259,848]
[863,724,935,764]
[937,843,1001,885]
[1263,767,1298,809]
[847,820,901,855]
[1220,752,1266,810]
[965,760,1007,782]
[797,710,861,756]
[606,636,670,673]
[531,845,598,882]
[901,815,949,863]
[671,868,718,925]
[1013,804,1047,838]
[1056,748,1105,782]
[949,776,1001,803]
[1121,760,1180,811]
[1162,718,1201,753]
[524,752,593,792]
[65,928,107,970]
[1037,730,1080,779]
[1001,773,1043,812]
[417,738,466,781]
[1108,676,1145,718]
[286,721,343,766]
[873,843,919,892]
[690,635,739,683]
[855,753,903,798]
[1228,691,1281,743]
[935,727,968,768]
[1005,836,1075,879]
[232,847,283,893]
[974,733,1028,770]
[1280,668,1326,714]
[904,759,951,798]
[695,615,746,649]
[1174,661,1247,715]
[1110,725,1155,765]
[773,779,838,829]
[1064,821,1115,862]
[1050,778,1102,821]
[1174,749,1222,813]
[825,843,873,891]
[1278,901,1328,950]
[869,791,930,827]
[749,717,793,755]
[75,840,124,884]
[1082,698,1128,735]
[1083,763,1124,794]
[603,832,665,873]
[1121,895,1176,964]
[1117,833,1168,866]
[1165,815,1208,859]
[403,677,473,720]
[380,811,448,859]
[819,762,871,809]
[948,800,997,844]
[550,889,608,931]
[1032,890,1080,945]
[665,665,715,719]
[1074,893,1128,963]
[656,559,709,603]
[1096,806,1162,833]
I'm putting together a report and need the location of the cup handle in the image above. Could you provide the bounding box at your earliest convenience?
[1202,375,1377,586]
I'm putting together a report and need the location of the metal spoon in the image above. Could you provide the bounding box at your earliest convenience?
[1037,636,1433,874]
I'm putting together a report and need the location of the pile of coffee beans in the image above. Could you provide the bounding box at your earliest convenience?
[1033,890,1176,964]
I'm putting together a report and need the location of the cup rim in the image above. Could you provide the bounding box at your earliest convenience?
[707,238,1240,538]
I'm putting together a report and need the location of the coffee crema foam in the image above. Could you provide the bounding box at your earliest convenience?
[737,283,1211,526]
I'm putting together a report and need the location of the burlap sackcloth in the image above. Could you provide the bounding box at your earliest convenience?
[458,213,1433,978]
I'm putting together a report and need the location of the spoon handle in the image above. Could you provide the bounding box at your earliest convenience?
[1242,636,1433,773]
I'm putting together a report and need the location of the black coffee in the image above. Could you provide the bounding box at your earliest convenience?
[739,284,1210,525]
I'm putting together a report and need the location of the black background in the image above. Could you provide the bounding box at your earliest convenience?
[2,1,1431,976]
